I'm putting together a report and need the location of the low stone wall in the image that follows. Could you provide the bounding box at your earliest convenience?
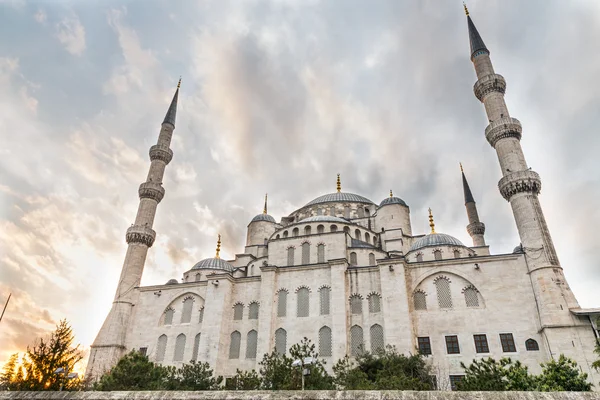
[0,392,597,400]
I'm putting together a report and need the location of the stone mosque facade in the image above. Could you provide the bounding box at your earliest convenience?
[86,10,600,388]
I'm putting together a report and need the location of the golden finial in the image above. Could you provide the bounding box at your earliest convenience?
[428,208,436,234]
[390,190,393,198]
[463,2,469,16]
[336,174,341,193]
[177,77,182,89]
[215,234,221,259]
[460,162,464,173]
[263,193,268,214]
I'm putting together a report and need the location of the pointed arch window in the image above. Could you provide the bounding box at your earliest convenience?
[350,295,362,314]
[287,247,295,266]
[317,244,325,263]
[297,287,310,317]
[435,277,453,309]
[344,226,350,235]
[249,302,259,320]
[453,249,460,259]
[416,253,424,263]
[173,333,186,362]
[283,231,288,238]
[292,228,299,237]
[355,229,361,240]
[365,232,370,243]
[246,330,258,359]
[350,325,364,356]
[304,226,311,235]
[275,328,287,355]
[319,326,332,357]
[317,225,324,234]
[301,242,310,264]
[233,303,244,320]
[350,252,357,266]
[181,297,194,324]
[195,273,201,282]
[319,287,330,315]
[229,331,241,359]
[156,334,167,362]
[368,293,381,313]
[198,307,204,323]
[277,290,287,317]
[163,308,174,325]
[463,287,479,307]
[368,253,376,266]
[191,333,201,361]
[370,324,384,353]
[434,249,442,261]
[330,225,338,233]
[414,291,427,310]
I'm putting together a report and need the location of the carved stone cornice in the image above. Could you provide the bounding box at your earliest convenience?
[126,225,156,247]
[138,181,165,203]
[467,221,486,236]
[149,144,173,165]
[473,73,506,102]
[485,117,522,148]
[498,170,542,201]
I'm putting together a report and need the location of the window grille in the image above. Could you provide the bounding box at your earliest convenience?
[350,252,357,266]
[355,229,361,240]
[195,273,201,281]
[174,333,186,362]
[357,207,364,218]
[156,335,167,362]
[435,277,453,308]
[330,206,336,216]
[445,335,460,354]
[499,333,516,352]
[417,337,431,355]
[320,287,330,315]
[350,325,364,356]
[368,294,381,313]
[449,375,464,391]
[275,328,287,355]
[317,244,325,263]
[292,228,299,237]
[330,225,338,232]
[139,347,147,356]
[473,334,489,353]
[453,250,460,259]
[249,302,259,320]
[464,287,479,307]
[365,233,370,243]
[192,333,201,361]
[434,250,442,261]
[413,291,427,310]
[319,326,332,357]
[287,247,295,266]
[344,206,350,219]
[304,226,311,235]
[181,298,194,324]
[368,253,376,266]
[350,295,362,314]
[297,288,310,317]
[416,253,423,262]
[246,330,258,359]
[370,324,384,353]
[277,290,287,317]
[229,331,241,359]
[198,307,204,323]
[525,339,539,351]
[233,303,244,320]
[164,308,174,325]
[301,242,310,264]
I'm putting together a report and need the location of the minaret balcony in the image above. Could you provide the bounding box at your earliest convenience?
[138,181,165,203]
[473,73,506,102]
[467,221,486,236]
[498,170,542,201]
[149,144,173,165]
[485,117,522,147]
[126,225,156,247]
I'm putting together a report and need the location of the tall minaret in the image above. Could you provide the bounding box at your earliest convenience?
[460,163,486,247]
[86,80,181,378]
[464,7,580,334]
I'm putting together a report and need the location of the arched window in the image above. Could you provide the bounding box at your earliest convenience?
[191,333,201,361]
[413,291,427,310]
[435,277,453,309]
[276,234,280,239]
[297,287,310,317]
[416,253,424,263]
[277,290,287,317]
[233,303,244,320]
[330,206,336,216]
[368,253,376,266]
[350,325,364,356]
[301,242,310,264]
[246,330,258,359]
[317,208,323,216]
[287,247,295,266]
[249,302,259,319]
[229,331,241,359]
[283,231,288,238]
[370,324,384,353]
[525,339,539,351]
[304,226,311,235]
[195,273,201,282]
[181,297,194,324]
[368,293,381,313]
[319,326,332,357]
[330,225,338,233]
[156,334,167,362]
[319,287,330,315]
[453,249,460,259]
[365,232,370,243]
[350,252,357,266]
[373,236,378,247]
[344,206,351,219]
[344,226,350,235]
[292,228,299,237]
[365,208,370,217]
[355,229,361,240]
[275,328,287,355]
[163,308,174,325]
[350,295,362,314]
[357,207,364,218]
[463,287,479,307]
[434,250,442,261]
[317,244,325,263]
[317,225,324,234]
[198,307,204,323]
[174,333,186,362]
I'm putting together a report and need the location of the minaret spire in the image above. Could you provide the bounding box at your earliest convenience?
[215,234,221,259]
[428,208,436,234]
[163,78,181,127]
[336,174,341,193]
[460,164,486,247]
[263,193,268,214]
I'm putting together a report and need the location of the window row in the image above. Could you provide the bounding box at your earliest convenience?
[228,330,259,359]
[285,243,326,266]
[155,333,201,363]
[277,226,378,246]
[276,289,382,318]
[413,277,480,311]
[417,334,539,355]
[232,302,259,320]
[162,298,204,326]
[349,251,376,266]
[414,248,464,262]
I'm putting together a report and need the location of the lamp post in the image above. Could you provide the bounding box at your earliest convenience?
[54,367,78,391]
[291,357,314,391]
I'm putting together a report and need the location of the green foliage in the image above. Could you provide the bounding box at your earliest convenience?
[225,369,261,390]
[535,354,592,392]
[258,349,294,390]
[169,360,223,390]
[592,339,600,373]
[0,320,83,391]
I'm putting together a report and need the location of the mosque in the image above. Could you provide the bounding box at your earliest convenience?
[85,9,600,389]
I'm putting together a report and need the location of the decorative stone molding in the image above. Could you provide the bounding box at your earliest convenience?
[461,285,480,294]
[498,170,542,201]
[349,293,364,300]
[149,144,173,165]
[318,284,331,291]
[467,221,486,236]
[295,285,312,293]
[433,275,451,283]
[366,291,381,299]
[125,224,156,247]
[138,181,165,203]
[473,73,506,102]
[485,117,522,148]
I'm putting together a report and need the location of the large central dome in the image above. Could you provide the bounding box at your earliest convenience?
[304,192,375,207]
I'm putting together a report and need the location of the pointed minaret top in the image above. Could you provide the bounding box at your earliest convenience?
[428,208,436,234]
[163,79,181,127]
[461,164,476,204]
[465,7,489,59]
[390,189,393,198]
[215,234,221,259]
[336,174,341,193]
[463,2,469,16]
[263,193,268,214]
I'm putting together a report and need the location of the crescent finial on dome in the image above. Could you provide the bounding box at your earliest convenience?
[215,234,221,259]
[428,208,436,234]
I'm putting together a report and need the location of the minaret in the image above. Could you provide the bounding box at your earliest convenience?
[464,7,580,331]
[86,80,181,378]
[460,163,486,247]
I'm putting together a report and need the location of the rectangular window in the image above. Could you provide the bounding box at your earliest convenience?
[473,334,489,353]
[138,347,147,356]
[449,375,464,391]
[417,337,432,355]
[500,333,516,352]
[445,335,460,354]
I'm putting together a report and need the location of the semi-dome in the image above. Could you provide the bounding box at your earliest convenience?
[251,213,276,223]
[191,257,235,272]
[305,192,375,207]
[165,278,179,285]
[300,215,349,224]
[513,244,524,254]
[409,233,465,252]
[380,196,408,207]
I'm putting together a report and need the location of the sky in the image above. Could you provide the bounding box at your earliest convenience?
[1,0,599,370]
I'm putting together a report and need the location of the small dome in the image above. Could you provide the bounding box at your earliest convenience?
[251,213,276,223]
[165,278,179,285]
[409,233,465,252]
[380,196,408,207]
[300,215,348,224]
[304,192,375,207]
[513,244,524,254]
[191,257,234,272]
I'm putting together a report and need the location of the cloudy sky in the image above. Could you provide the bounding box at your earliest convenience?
[1,0,599,369]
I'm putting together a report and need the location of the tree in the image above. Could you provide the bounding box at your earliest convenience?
[332,356,373,390]
[592,339,600,373]
[258,349,294,390]
[94,351,169,391]
[225,369,261,390]
[535,354,592,392]
[169,360,222,390]
[457,358,534,391]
